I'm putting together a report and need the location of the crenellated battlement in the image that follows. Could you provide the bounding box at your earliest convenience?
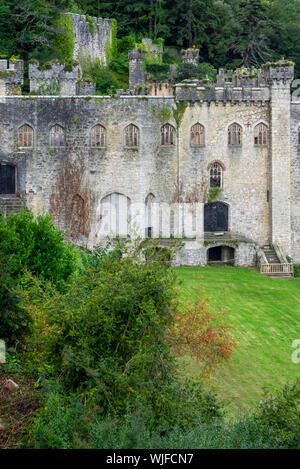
[29,61,80,96]
[68,13,113,66]
[0,59,24,95]
[175,63,294,103]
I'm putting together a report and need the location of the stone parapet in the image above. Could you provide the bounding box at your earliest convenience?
[0,59,24,95]
[29,62,80,96]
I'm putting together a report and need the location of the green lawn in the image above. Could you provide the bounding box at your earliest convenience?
[175,266,300,414]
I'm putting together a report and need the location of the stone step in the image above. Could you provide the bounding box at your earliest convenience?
[0,197,24,215]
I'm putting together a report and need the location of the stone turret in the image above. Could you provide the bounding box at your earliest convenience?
[0,59,24,95]
[266,60,295,254]
[128,47,146,92]
[181,48,200,66]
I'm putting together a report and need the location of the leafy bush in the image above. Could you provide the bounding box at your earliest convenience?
[0,210,75,344]
[0,261,32,345]
[29,381,299,449]
[0,210,75,289]
[253,380,300,448]
[294,264,300,277]
[146,63,170,82]
[175,62,198,82]
[197,62,217,81]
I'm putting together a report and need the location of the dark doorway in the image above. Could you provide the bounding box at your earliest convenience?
[204,202,228,232]
[208,246,235,264]
[208,246,222,261]
[0,164,16,195]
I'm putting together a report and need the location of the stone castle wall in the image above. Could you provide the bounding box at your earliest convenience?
[0,95,280,265]
[0,63,299,266]
[69,13,112,65]
[291,102,300,262]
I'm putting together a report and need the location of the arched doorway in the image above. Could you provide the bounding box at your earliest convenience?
[101,193,131,238]
[0,163,16,195]
[204,202,228,232]
[207,246,235,264]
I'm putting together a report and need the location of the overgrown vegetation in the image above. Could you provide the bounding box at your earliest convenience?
[0,210,76,345]
[1,0,300,86]
[0,211,299,449]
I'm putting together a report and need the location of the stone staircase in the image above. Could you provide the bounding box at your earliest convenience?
[261,244,292,278]
[0,196,24,216]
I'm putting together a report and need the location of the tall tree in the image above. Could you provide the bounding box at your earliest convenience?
[231,0,271,67]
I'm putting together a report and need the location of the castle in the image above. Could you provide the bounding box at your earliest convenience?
[0,13,299,272]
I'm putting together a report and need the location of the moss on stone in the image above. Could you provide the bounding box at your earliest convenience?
[56,13,75,61]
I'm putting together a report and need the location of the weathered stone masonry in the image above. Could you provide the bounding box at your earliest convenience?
[0,12,299,266]
[0,68,299,267]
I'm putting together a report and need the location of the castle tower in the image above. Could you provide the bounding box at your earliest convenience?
[128,47,146,92]
[267,61,295,254]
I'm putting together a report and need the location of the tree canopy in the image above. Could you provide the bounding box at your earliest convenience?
[0,0,300,76]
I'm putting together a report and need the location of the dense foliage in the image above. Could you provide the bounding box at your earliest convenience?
[1,1,300,77]
[28,379,300,449]
[0,210,76,344]
[0,213,299,449]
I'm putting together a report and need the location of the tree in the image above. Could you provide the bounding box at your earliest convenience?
[231,0,271,67]
[168,295,236,377]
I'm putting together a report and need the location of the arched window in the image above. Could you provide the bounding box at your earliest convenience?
[254,123,268,146]
[145,193,155,238]
[228,123,242,146]
[190,123,205,146]
[50,124,65,147]
[125,124,139,147]
[91,124,106,147]
[161,124,175,145]
[210,162,223,188]
[18,124,33,148]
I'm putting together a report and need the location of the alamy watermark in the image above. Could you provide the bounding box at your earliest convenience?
[291,339,300,364]
[0,339,6,364]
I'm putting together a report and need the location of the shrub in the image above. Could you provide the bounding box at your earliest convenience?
[0,210,76,289]
[146,63,170,82]
[175,62,198,82]
[294,264,300,277]
[253,380,300,448]
[30,382,299,449]
[0,209,75,344]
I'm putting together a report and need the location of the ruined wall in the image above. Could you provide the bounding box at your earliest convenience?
[29,62,80,96]
[0,60,24,96]
[0,95,274,262]
[69,13,113,65]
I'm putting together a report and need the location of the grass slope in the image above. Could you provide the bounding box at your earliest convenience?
[175,266,300,414]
